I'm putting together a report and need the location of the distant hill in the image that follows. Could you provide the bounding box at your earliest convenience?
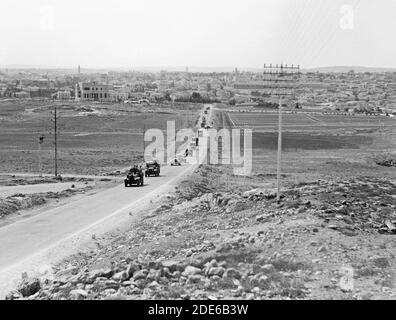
[302,66,396,73]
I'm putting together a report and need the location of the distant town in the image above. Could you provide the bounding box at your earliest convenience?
[1,66,396,117]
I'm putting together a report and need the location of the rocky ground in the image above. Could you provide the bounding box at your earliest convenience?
[7,164,396,300]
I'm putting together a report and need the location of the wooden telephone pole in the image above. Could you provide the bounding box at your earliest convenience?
[38,135,45,176]
[53,106,59,177]
[263,64,300,203]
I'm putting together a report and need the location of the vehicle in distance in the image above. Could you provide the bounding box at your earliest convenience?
[170,158,182,166]
[125,167,144,187]
[145,160,160,177]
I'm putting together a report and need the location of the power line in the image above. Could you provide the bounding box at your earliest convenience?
[308,0,362,68]
[293,0,338,65]
[277,0,315,62]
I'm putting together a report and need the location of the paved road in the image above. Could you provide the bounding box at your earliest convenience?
[0,105,208,297]
[0,163,197,297]
[0,164,193,270]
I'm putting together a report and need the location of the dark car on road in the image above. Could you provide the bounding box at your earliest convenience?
[125,166,144,187]
[145,160,160,177]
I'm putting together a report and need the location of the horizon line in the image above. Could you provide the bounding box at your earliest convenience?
[1,64,396,72]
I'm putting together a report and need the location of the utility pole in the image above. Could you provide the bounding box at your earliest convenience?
[277,94,282,203]
[263,64,300,203]
[38,135,45,176]
[142,123,146,156]
[54,106,58,177]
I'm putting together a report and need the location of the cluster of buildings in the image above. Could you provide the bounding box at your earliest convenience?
[231,70,396,115]
[1,67,396,115]
[0,67,227,104]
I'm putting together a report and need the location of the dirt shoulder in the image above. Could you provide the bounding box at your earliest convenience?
[8,164,396,300]
[0,175,118,223]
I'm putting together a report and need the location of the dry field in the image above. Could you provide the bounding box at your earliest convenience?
[212,109,396,181]
[0,100,201,175]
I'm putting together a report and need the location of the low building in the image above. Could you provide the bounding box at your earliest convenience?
[14,91,30,98]
[75,82,112,102]
[55,90,71,100]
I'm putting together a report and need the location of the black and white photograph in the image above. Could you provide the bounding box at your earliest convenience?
[0,0,395,309]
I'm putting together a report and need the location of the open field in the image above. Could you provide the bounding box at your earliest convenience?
[226,111,396,131]
[0,101,201,175]
[212,109,396,181]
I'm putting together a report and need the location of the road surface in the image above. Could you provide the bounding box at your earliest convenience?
[0,104,210,298]
[0,163,196,298]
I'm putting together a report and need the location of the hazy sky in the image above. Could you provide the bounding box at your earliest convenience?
[1,0,395,69]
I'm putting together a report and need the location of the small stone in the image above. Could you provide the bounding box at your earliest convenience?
[147,269,161,281]
[162,260,179,272]
[112,271,129,281]
[204,259,218,271]
[251,287,261,294]
[261,264,275,273]
[187,275,203,284]
[147,281,161,291]
[133,269,148,280]
[208,267,225,277]
[88,269,113,282]
[126,262,140,277]
[183,266,202,276]
[121,281,132,287]
[223,268,242,279]
[70,289,88,300]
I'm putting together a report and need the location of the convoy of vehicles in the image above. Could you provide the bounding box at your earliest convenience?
[125,105,210,188]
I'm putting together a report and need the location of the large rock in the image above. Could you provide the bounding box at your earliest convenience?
[17,277,41,297]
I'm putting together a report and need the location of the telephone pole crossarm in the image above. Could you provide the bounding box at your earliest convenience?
[261,64,301,204]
